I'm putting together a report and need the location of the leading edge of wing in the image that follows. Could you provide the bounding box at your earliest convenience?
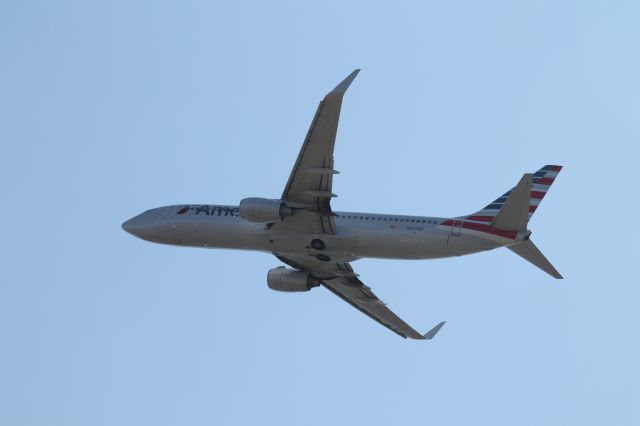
[280,69,361,208]
[322,276,445,340]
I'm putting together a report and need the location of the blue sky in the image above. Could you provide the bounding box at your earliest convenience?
[1,1,639,425]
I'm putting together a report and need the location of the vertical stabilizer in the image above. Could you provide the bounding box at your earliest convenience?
[507,239,563,279]
[492,173,532,231]
[465,165,562,225]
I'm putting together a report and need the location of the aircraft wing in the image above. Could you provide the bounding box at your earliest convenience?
[323,275,445,340]
[276,254,445,340]
[281,69,360,218]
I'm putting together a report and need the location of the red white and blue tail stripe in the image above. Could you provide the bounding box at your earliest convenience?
[465,165,562,224]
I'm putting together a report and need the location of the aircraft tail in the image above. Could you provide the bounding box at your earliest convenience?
[465,165,562,228]
[464,165,563,278]
[507,239,563,279]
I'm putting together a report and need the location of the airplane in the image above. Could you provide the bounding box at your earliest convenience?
[122,69,563,340]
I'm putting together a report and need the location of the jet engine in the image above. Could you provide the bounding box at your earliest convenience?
[239,197,293,223]
[267,267,320,292]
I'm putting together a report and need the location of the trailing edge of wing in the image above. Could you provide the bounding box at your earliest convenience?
[322,276,444,340]
[280,69,360,217]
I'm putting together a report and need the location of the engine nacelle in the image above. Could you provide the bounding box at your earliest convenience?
[267,267,320,292]
[239,197,292,223]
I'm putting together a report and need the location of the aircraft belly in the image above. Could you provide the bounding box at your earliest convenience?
[443,226,502,256]
[268,225,358,262]
[348,224,494,260]
[349,226,444,259]
[174,217,270,251]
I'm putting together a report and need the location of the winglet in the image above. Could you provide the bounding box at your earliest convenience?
[423,321,446,340]
[327,69,360,97]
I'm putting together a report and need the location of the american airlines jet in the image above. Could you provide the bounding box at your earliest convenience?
[122,70,562,340]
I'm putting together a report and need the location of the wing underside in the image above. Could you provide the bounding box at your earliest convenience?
[273,71,444,340]
[323,275,445,340]
[281,69,360,216]
[277,254,444,340]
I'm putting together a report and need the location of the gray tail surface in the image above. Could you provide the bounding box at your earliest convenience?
[463,165,563,279]
[465,165,563,227]
[491,173,532,231]
[507,239,563,279]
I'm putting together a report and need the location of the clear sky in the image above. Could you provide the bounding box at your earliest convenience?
[1,1,639,425]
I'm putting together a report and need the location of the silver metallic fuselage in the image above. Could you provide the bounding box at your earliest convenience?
[122,204,524,263]
[119,70,561,340]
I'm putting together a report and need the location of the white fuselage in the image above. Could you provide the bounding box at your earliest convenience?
[122,204,527,263]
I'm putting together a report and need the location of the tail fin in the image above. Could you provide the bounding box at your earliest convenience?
[464,165,563,278]
[507,239,563,279]
[465,165,562,226]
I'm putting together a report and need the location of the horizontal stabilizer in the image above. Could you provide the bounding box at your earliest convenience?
[492,173,532,231]
[507,239,563,279]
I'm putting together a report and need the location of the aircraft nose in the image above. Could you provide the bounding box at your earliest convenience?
[121,218,139,236]
[122,211,173,243]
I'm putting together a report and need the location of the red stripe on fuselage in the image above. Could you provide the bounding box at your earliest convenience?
[441,219,518,239]
[466,215,494,222]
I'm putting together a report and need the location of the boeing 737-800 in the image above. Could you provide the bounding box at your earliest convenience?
[122,69,563,340]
